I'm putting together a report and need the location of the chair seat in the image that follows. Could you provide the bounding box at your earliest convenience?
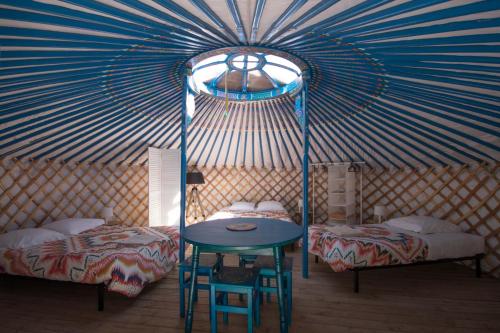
[253,255,293,271]
[213,267,260,287]
[179,253,221,268]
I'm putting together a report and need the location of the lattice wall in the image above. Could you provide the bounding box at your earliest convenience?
[0,159,498,277]
[192,164,499,276]
[360,163,499,277]
[188,167,306,225]
[0,159,149,232]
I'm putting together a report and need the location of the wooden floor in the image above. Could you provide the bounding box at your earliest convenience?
[1,251,499,333]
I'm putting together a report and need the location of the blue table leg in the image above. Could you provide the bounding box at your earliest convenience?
[185,245,200,333]
[273,246,287,333]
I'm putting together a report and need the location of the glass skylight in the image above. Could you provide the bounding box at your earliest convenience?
[189,49,304,101]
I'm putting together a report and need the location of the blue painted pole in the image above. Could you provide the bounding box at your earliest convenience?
[180,67,189,263]
[301,74,310,279]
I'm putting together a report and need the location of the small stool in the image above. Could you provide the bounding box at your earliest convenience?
[253,255,293,324]
[179,253,223,317]
[210,267,260,333]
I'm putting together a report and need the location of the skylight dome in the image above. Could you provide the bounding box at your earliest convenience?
[188,47,307,101]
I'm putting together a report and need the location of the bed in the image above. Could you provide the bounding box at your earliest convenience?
[207,207,293,223]
[0,224,180,309]
[308,221,484,292]
[206,200,293,223]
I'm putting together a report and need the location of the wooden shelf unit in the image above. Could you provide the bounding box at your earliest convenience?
[327,165,357,224]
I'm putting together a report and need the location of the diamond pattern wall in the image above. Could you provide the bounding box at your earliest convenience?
[1,159,497,276]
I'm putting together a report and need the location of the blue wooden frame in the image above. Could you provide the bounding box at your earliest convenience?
[301,74,310,279]
[180,67,190,262]
[1,2,498,168]
[179,66,311,276]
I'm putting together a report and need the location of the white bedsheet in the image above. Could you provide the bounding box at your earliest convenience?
[417,232,484,260]
[383,224,484,260]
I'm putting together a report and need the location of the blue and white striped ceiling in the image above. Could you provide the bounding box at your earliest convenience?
[0,0,499,169]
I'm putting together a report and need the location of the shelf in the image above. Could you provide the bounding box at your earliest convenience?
[328,164,357,223]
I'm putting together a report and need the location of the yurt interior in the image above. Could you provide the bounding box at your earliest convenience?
[0,1,499,333]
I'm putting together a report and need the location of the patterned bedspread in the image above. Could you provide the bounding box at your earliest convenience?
[308,224,428,272]
[207,207,293,223]
[0,225,180,297]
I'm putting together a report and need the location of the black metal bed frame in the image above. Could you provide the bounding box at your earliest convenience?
[315,253,484,293]
[98,283,105,311]
[3,253,485,311]
[0,274,107,311]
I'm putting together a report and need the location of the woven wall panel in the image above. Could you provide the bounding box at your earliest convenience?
[193,164,499,277]
[188,167,306,225]
[0,159,148,232]
[360,163,499,277]
[0,159,498,277]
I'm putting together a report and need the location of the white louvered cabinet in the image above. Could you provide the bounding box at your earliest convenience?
[148,147,181,227]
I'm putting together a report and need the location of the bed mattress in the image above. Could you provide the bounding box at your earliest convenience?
[308,223,484,272]
[0,225,180,297]
[390,226,485,261]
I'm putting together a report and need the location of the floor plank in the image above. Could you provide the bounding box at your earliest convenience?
[0,250,499,333]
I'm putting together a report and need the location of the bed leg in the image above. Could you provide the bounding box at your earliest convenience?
[315,255,318,264]
[98,284,105,311]
[475,255,482,278]
[353,270,359,293]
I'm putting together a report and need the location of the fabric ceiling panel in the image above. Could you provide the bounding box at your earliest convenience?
[0,0,498,169]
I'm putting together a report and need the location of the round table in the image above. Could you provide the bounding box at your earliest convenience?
[183,218,303,333]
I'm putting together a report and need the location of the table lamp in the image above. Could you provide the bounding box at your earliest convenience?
[373,205,387,223]
[101,206,114,223]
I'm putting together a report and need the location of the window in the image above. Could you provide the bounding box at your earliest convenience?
[190,49,304,100]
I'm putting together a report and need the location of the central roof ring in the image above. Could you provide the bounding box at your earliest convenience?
[186,47,309,101]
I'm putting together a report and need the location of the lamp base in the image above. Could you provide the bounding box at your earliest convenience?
[187,186,206,223]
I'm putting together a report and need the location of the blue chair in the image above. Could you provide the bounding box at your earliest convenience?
[179,253,223,317]
[253,255,293,324]
[210,267,260,333]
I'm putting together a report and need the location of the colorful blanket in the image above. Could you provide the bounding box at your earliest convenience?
[308,224,428,272]
[0,225,180,297]
[207,207,293,223]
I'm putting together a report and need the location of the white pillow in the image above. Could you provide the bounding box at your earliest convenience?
[227,202,256,211]
[41,218,104,235]
[0,228,66,249]
[385,215,462,234]
[256,201,285,212]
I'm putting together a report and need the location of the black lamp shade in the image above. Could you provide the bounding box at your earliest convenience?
[187,172,205,185]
